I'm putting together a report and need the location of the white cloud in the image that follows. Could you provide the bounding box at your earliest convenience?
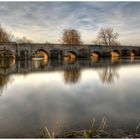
[0,2,140,45]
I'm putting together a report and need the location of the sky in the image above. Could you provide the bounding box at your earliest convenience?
[0,2,140,45]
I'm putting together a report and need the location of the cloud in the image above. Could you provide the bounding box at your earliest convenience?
[0,2,140,45]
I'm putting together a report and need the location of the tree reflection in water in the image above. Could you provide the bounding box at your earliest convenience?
[0,74,14,95]
[98,64,119,84]
[0,58,122,92]
[64,69,81,84]
[0,59,15,95]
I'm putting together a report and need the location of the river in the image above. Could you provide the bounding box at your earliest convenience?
[0,57,139,137]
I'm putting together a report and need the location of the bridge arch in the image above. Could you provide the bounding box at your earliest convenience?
[64,51,77,61]
[90,51,101,62]
[32,49,49,61]
[91,51,101,59]
[111,50,120,57]
[129,49,137,57]
[121,49,130,56]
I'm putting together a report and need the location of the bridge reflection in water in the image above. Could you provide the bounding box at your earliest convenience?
[0,57,140,95]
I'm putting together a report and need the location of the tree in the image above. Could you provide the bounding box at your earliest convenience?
[0,24,33,44]
[95,27,120,46]
[16,36,33,43]
[62,29,82,45]
[45,41,50,44]
[0,24,11,43]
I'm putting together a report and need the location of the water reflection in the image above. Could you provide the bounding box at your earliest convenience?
[32,60,48,69]
[0,58,139,137]
[0,59,15,95]
[0,74,14,95]
[64,69,80,84]
[0,59,15,69]
[98,65,119,84]
[0,58,139,91]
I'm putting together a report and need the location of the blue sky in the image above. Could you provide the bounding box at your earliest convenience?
[0,2,140,45]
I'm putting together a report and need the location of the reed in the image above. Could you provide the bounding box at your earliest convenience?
[41,117,140,138]
[41,126,55,138]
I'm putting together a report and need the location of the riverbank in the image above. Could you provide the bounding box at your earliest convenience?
[40,127,140,138]
[40,118,140,138]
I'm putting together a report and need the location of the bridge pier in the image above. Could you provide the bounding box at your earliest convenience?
[16,44,32,60]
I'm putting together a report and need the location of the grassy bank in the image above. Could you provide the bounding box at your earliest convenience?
[40,117,140,138]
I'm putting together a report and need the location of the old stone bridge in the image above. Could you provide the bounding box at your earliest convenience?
[0,42,140,60]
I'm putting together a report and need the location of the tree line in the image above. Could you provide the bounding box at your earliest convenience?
[0,24,120,46]
[60,28,120,47]
[0,24,32,44]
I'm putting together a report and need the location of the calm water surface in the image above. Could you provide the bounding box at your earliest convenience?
[0,58,140,137]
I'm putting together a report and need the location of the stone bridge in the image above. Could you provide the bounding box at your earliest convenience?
[0,42,140,59]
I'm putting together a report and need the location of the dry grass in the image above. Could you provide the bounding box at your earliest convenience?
[41,126,55,138]
[135,123,140,137]
[40,117,140,138]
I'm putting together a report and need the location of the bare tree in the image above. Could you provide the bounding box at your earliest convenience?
[61,29,82,45]
[45,41,50,44]
[95,27,120,46]
[0,24,11,43]
[16,36,33,43]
